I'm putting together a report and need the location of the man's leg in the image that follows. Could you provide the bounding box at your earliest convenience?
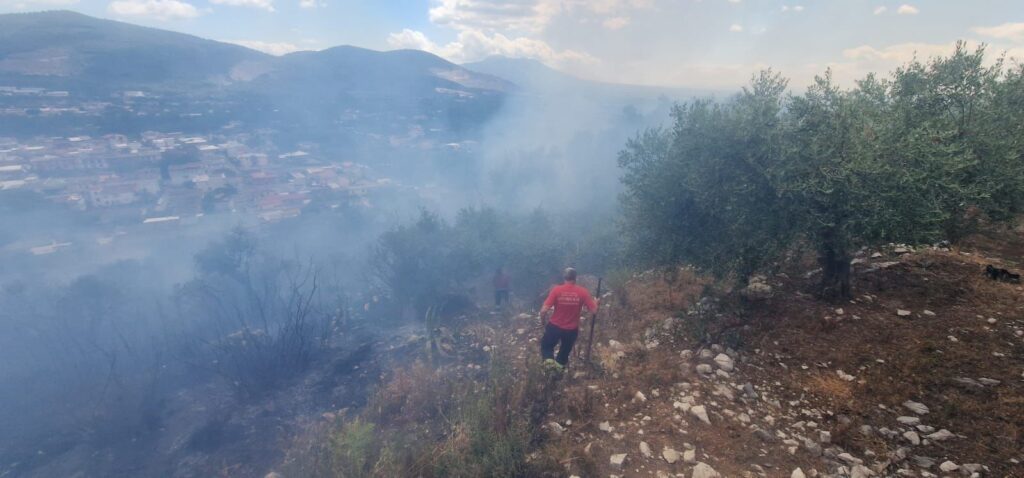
[540,323,559,361]
[555,328,579,366]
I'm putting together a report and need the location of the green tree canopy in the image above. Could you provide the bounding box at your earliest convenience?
[620,43,1024,299]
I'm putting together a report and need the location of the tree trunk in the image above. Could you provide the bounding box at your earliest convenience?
[818,238,852,301]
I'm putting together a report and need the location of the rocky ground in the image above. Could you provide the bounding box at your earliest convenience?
[485,231,1024,477]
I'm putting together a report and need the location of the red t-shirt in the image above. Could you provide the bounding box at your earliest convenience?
[543,282,597,331]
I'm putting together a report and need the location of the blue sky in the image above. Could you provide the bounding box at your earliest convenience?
[2,0,1023,88]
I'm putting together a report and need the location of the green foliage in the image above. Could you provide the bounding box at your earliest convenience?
[620,44,1024,297]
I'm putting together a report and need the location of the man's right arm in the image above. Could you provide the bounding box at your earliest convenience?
[539,289,557,326]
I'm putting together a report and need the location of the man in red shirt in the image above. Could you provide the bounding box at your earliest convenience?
[538,267,598,369]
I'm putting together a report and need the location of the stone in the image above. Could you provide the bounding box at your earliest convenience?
[662,447,680,464]
[896,416,921,425]
[791,468,807,478]
[819,430,831,444]
[850,465,875,478]
[547,422,565,436]
[923,310,936,316]
[713,353,735,372]
[639,441,652,458]
[897,309,912,317]
[926,429,954,441]
[742,281,773,299]
[903,400,929,415]
[913,456,936,468]
[265,473,284,478]
[939,461,959,472]
[903,431,920,445]
[699,349,715,360]
[690,405,711,425]
[752,428,774,442]
[609,453,627,468]
[696,364,714,375]
[683,448,696,464]
[837,370,856,381]
[634,391,647,402]
[978,378,1001,386]
[599,421,613,432]
[691,462,721,478]
[742,382,758,399]
[838,453,863,465]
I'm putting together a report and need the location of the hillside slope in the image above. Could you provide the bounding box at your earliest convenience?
[0,10,267,91]
[276,225,1023,478]
[513,230,1024,477]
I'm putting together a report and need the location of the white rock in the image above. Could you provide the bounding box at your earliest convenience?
[939,461,959,472]
[696,363,713,375]
[609,453,627,468]
[896,416,921,425]
[683,448,696,464]
[639,441,652,458]
[713,353,735,372]
[903,431,920,445]
[673,401,692,413]
[791,468,807,478]
[634,391,647,402]
[837,370,856,381]
[547,422,565,436]
[690,405,711,425]
[896,309,912,317]
[903,400,929,415]
[926,429,954,441]
[599,421,613,433]
[662,447,680,464]
[819,430,831,444]
[691,462,721,478]
[850,465,875,478]
[923,310,936,316]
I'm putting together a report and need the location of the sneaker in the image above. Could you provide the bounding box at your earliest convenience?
[542,359,564,372]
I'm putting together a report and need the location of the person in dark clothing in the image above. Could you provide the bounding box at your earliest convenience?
[538,267,597,369]
[493,267,510,308]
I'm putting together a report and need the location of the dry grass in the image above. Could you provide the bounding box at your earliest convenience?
[368,361,454,425]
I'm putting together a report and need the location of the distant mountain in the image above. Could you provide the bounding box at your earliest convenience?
[0,10,267,92]
[0,11,514,146]
[464,56,713,102]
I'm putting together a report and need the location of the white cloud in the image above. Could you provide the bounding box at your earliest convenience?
[210,0,273,11]
[387,28,596,68]
[896,4,918,15]
[781,5,804,13]
[729,23,743,32]
[298,0,323,8]
[873,6,887,15]
[107,0,200,20]
[973,23,1024,43]
[226,40,303,55]
[602,16,630,30]
[727,0,741,3]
